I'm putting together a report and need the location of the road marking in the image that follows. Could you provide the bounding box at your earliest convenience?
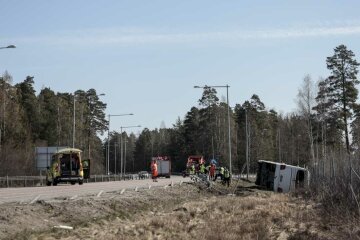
[54,225,73,230]
[148,184,152,190]
[171,181,174,187]
[120,189,125,195]
[164,185,168,189]
[135,187,138,192]
[29,195,41,204]
[180,181,183,186]
[97,190,104,197]
[70,195,78,200]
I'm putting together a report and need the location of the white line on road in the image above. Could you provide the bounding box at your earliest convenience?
[70,195,78,200]
[97,190,104,198]
[120,189,125,195]
[53,225,73,230]
[29,195,41,204]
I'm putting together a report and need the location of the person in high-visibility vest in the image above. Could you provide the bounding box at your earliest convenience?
[199,164,205,174]
[220,167,225,180]
[151,160,158,182]
[223,168,231,187]
[190,164,195,175]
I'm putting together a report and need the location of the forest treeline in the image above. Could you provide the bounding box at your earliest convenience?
[1,44,360,199]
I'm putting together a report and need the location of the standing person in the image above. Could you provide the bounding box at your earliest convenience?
[151,160,158,182]
[209,164,215,181]
[199,163,205,174]
[190,164,195,175]
[205,164,210,174]
[220,167,225,180]
[223,168,231,187]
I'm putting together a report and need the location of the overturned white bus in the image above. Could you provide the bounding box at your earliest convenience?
[255,160,310,193]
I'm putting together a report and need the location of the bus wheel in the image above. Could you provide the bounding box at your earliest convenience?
[79,180,84,185]
[71,181,76,185]
[53,180,58,186]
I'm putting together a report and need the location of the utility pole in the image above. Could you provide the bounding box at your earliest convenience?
[106,113,133,175]
[120,125,141,177]
[124,139,127,175]
[114,142,117,174]
[246,110,249,179]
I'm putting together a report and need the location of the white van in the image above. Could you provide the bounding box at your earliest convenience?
[255,160,310,193]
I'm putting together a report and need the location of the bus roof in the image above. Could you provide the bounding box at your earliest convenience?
[54,148,82,155]
[258,160,308,171]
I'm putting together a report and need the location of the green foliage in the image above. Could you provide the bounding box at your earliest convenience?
[15,76,41,141]
[38,88,58,145]
[315,44,360,153]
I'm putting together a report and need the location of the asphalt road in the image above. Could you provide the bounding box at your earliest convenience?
[0,176,189,204]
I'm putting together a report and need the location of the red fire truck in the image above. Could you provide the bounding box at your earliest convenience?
[152,156,171,178]
[183,155,205,176]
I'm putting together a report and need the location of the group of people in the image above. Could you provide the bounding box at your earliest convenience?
[151,159,231,186]
[190,163,231,187]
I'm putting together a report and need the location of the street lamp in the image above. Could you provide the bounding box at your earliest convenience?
[194,85,232,174]
[72,92,105,149]
[0,45,16,50]
[119,125,141,177]
[72,93,78,148]
[107,113,133,175]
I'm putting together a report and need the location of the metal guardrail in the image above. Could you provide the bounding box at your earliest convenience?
[0,173,151,188]
[0,172,251,188]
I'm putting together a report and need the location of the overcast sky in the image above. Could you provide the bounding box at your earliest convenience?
[1,0,360,135]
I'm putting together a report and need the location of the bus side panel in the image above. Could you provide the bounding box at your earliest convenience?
[273,165,280,192]
[278,167,292,193]
[290,168,297,192]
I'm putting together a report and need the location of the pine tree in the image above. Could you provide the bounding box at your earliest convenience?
[325,44,360,154]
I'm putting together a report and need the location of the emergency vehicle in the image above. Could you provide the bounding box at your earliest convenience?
[183,155,205,176]
[152,156,171,178]
[46,148,90,186]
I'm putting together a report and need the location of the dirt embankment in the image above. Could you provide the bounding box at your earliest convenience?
[0,181,359,240]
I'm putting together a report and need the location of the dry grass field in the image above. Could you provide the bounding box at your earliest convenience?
[1,180,359,240]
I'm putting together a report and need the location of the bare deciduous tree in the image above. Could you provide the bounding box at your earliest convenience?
[296,74,316,166]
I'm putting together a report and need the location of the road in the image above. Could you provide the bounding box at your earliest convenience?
[0,176,189,204]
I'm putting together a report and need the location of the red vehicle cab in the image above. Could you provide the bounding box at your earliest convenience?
[184,155,205,176]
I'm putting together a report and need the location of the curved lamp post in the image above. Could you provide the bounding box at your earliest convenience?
[194,84,232,175]
[119,125,141,177]
[107,113,133,175]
